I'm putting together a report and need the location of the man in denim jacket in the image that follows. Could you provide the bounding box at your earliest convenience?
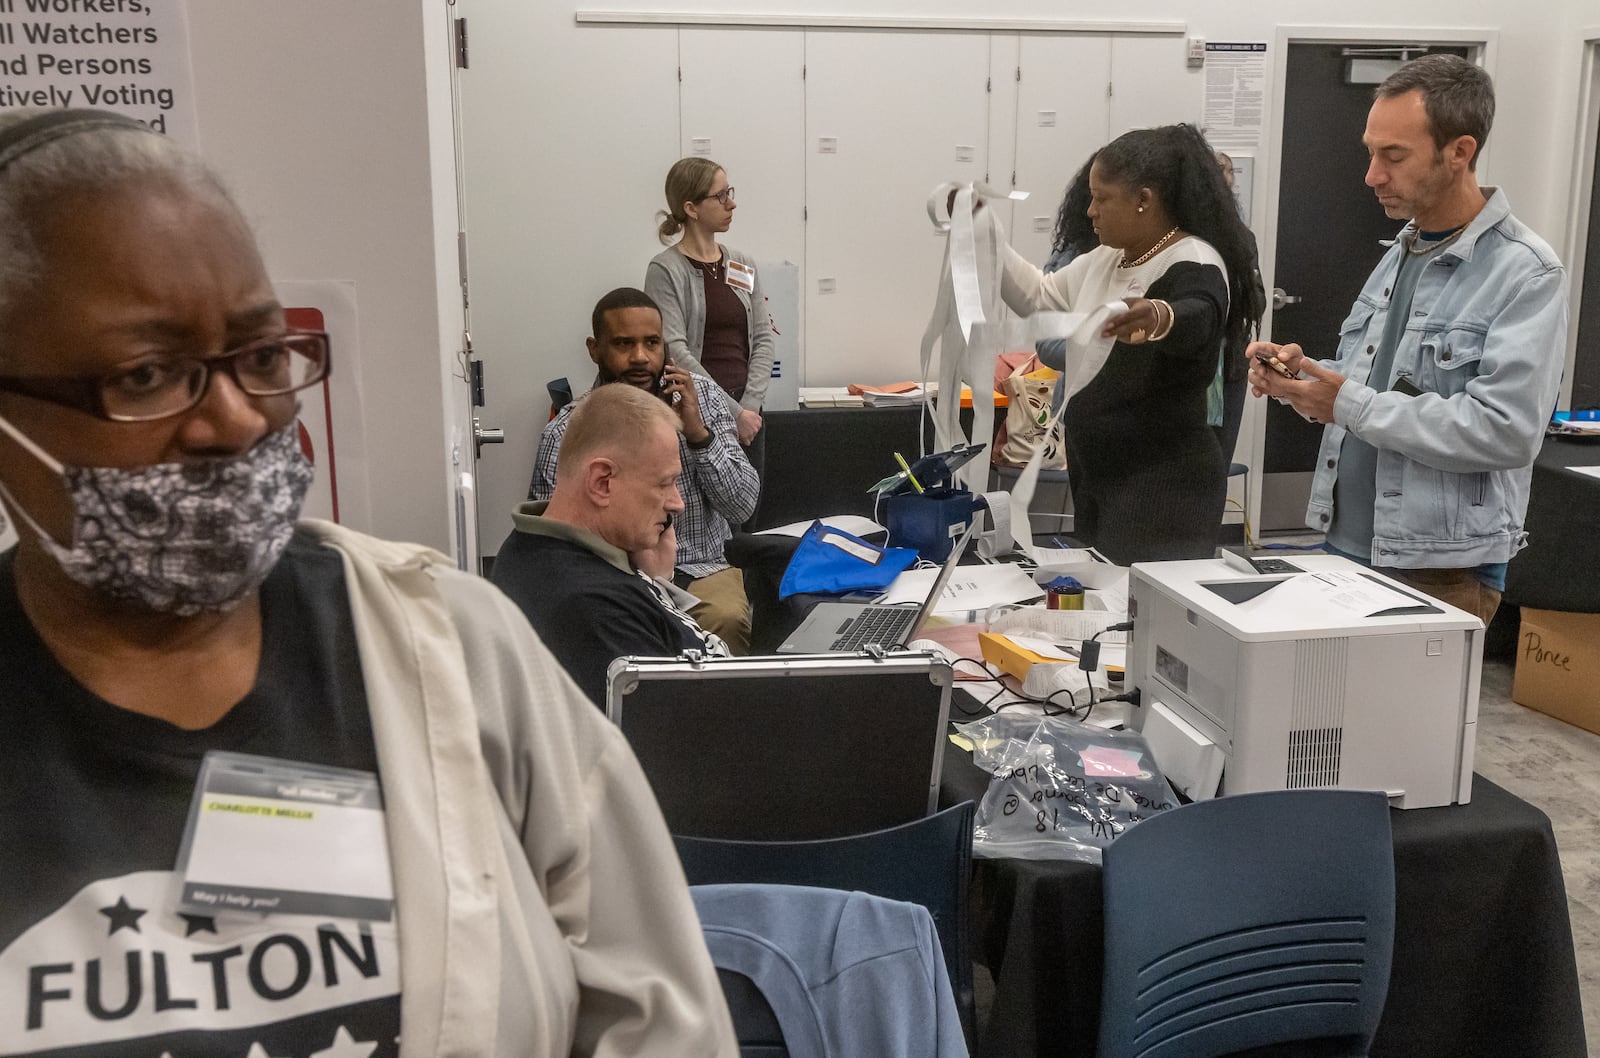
[1248,55,1566,625]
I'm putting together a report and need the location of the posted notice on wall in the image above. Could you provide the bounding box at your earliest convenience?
[0,0,198,147]
[1202,42,1267,152]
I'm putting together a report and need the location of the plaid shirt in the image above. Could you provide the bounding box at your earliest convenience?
[529,374,760,578]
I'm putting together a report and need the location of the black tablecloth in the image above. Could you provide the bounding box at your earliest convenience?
[938,742,1588,1058]
[1504,434,1600,613]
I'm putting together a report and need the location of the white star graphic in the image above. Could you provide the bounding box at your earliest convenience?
[245,1044,291,1058]
[311,1025,379,1058]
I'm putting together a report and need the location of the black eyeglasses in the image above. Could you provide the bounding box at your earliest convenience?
[701,186,736,207]
[0,331,332,423]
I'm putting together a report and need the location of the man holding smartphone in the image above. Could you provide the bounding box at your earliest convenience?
[1248,55,1566,625]
[530,287,760,651]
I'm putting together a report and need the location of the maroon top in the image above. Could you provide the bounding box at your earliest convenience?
[689,256,750,401]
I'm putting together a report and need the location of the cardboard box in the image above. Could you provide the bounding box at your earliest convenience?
[1512,608,1600,736]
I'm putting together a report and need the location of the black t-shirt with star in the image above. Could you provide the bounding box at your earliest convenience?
[0,532,403,1057]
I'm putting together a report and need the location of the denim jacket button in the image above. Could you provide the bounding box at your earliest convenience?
[1441,349,1452,361]
[1384,288,1391,297]
[1326,459,1336,468]
[1366,345,1375,354]
[1320,513,1330,524]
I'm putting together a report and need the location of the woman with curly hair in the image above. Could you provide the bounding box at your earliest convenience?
[999,123,1267,563]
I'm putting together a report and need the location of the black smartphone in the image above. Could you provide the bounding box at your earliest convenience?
[657,355,681,405]
[1255,350,1297,380]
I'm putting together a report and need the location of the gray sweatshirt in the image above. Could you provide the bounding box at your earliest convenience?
[644,244,775,416]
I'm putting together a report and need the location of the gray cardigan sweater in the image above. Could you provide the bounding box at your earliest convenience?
[644,244,775,416]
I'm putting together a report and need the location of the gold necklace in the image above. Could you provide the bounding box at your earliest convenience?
[1119,226,1181,268]
[1406,223,1467,255]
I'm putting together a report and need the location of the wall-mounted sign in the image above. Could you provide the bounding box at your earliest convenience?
[0,0,198,146]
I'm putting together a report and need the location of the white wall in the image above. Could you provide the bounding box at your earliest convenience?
[186,1,465,555]
[457,0,1593,553]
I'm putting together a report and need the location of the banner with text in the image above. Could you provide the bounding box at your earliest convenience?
[0,0,197,147]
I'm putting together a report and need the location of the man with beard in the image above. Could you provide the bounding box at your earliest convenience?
[528,287,758,652]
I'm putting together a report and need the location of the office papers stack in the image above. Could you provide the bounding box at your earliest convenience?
[1230,568,1439,621]
[854,382,934,407]
[879,561,1043,615]
[755,515,887,539]
[798,387,864,407]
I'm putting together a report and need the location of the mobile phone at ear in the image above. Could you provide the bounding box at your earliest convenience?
[658,355,682,405]
[1255,351,1297,380]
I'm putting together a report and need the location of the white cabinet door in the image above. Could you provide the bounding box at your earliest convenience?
[1009,34,1114,267]
[679,28,807,295]
[457,11,680,544]
[802,30,993,386]
[1109,34,1203,137]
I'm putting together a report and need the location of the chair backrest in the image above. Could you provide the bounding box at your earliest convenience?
[608,652,953,841]
[546,376,573,420]
[692,883,971,1058]
[1097,789,1395,1058]
[675,800,976,1035]
[723,532,805,655]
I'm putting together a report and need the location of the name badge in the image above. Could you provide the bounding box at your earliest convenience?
[725,259,755,293]
[175,751,395,921]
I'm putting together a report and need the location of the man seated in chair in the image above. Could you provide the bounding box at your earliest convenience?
[495,384,730,707]
[530,287,759,652]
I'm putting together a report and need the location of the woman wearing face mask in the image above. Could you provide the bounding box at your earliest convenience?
[644,157,773,463]
[996,124,1265,565]
[0,110,736,1057]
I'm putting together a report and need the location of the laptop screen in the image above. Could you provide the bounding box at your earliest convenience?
[908,519,979,636]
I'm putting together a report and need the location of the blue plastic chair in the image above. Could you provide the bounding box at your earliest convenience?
[675,801,976,1040]
[1097,790,1395,1058]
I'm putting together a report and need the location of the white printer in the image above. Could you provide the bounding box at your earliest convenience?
[1125,554,1482,809]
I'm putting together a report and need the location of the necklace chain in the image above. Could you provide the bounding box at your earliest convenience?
[1407,223,1468,255]
[1119,226,1181,268]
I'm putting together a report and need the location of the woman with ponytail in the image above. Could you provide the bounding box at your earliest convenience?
[644,157,773,453]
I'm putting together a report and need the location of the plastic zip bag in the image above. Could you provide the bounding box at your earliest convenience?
[958,712,1177,862]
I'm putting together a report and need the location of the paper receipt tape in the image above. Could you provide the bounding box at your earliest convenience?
[927,181,1027,343]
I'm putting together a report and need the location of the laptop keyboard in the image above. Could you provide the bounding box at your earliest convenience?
[829,607,917,651]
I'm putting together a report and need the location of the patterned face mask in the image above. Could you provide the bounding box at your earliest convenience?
[0,417,314,615]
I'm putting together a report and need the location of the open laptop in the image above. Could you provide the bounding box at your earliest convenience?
[777,520,977,654]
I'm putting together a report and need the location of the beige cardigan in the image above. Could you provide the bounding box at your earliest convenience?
[306,520,736,1057]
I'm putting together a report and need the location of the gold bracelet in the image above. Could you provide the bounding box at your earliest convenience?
[1149,299,1175,341]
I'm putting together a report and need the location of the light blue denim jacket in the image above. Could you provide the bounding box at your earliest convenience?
[1307,188,1567,568]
